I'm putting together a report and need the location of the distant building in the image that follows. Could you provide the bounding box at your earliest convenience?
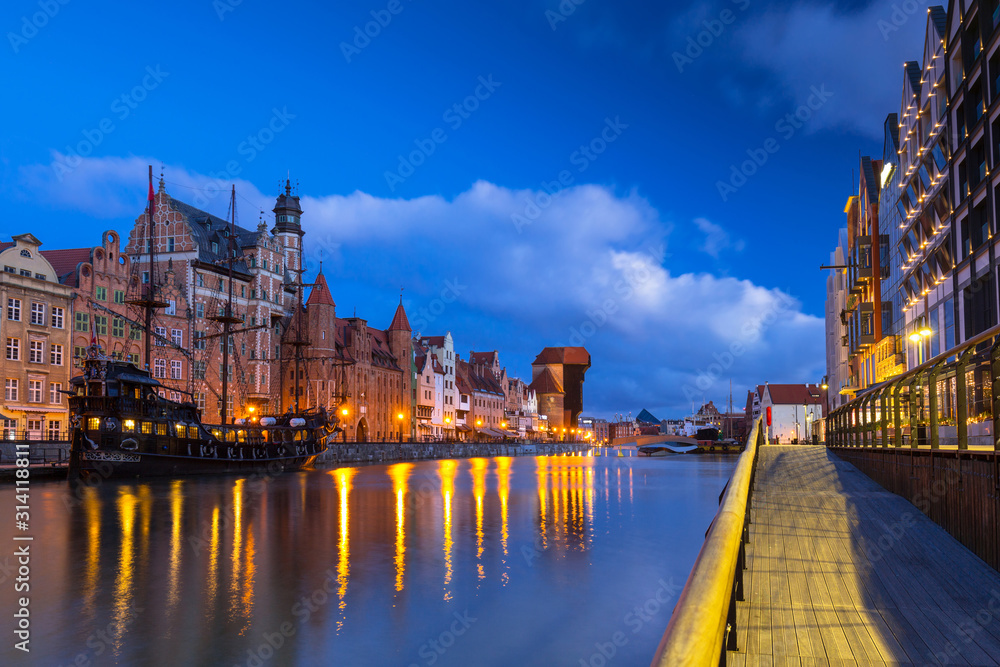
[529,346,590,431]
[748,383,826,444]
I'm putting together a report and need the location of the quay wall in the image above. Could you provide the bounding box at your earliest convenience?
[316,441,586,465]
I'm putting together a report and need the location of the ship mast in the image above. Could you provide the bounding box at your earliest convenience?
[210,186,242,424]
[127,165,168,369]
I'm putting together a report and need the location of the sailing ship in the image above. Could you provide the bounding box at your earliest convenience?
[67,168,337,481]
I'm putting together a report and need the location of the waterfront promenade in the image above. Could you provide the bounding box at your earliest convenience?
[729,446,1000,665]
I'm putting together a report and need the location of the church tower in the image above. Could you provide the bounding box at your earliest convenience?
[388,298,413,442]
[272,178,304,281]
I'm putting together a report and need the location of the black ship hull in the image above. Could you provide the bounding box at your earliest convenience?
[68,435,324,482]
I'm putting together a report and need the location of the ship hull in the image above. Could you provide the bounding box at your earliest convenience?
[69,447,321,482]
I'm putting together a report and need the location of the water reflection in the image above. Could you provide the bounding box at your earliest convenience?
[13,452,735,666]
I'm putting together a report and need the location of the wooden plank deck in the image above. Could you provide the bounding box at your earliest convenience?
[728,445,1000,666]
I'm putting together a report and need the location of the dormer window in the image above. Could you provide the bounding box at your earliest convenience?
[19,250,30,258]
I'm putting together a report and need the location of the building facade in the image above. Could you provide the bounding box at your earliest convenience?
[0,234,74,440]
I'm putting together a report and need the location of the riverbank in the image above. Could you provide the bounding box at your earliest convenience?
[0,441,588,481]
[315,440,586,465]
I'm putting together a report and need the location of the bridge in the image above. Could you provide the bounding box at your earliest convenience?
[653,323,1000,665]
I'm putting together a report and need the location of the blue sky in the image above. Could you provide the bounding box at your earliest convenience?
[1,0,931,418]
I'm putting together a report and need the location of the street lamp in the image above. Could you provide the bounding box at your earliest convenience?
[909,316,933,365]
[397,412,404,442]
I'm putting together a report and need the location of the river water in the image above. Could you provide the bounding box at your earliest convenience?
[1,450,736,667]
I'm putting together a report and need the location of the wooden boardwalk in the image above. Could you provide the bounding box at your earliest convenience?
[729,446,1000,666]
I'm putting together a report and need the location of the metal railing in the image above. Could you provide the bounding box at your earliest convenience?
[651,417,763,666]
[828,322,1000,450]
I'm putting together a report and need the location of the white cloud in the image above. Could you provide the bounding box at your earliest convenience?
[693,217,744,258]
[729,2,932,138]
[18,154,823,416]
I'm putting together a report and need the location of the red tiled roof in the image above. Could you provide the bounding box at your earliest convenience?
[421,336,446,347]
[532,346,590,366]
[469,351,497,365]
[529,367,564,394]
[388,301,410,331]
[306,271,335,307]
[764,384,825,406]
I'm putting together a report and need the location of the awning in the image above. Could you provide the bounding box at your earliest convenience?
[456,424,472,432]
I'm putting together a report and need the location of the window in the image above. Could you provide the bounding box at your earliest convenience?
[6,338,19,361]
[26,419,41,437]
[50,382,62,404]
[193,361,206,379]
[170,391,181,402]
[171,329,183,346]
[141,421,153,435]
[50,344,62,366]
[7,298,20,321]
[50,307,64,329]
[4,379,17,401]
[74,346,86,364]
[3,266,13,274]
[28,380,42,403]
[170,360,183,380]
[167,236,175,252]
[75,312,89,332]
[94,315,107,336]
[127,353,139,365]
[195,392,206,412]
[154,359,166,378]
[165,299,176,316]
[95,286,107,301]
[112,317,125,338]
[142,271,150,284]
[28,340,43,363]
[19,269,29,277]
[129,325,142,341]
[251,289,257,299]
[194,331,206,350]
[29,302,45,325]
[47,421,61,440]
[196,303,204,318]
[114,289,125,304]
[154,326,166,346]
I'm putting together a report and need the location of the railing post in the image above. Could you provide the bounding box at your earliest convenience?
[929,362,940,450]
[992,337,1000,451]
[880,387,889,448]
[957,348,974,451]
[907,375,919,448]
[893,381,903,448]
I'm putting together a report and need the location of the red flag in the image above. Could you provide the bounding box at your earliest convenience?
[148,166,155,202]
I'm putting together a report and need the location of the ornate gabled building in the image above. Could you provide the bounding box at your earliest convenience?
[281,272,412,442]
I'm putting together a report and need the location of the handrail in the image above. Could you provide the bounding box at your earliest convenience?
[651,416,763,666]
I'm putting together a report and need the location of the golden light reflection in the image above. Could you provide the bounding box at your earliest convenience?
[207,505,220,609]
[167,480,184,618]
[112,487,139,657]
[332,467,356,631]
[439,459,458,600]
[536,456,549,549]
[470,458,487,581]
[82,487,100,621]
[388,463,413,593]
[497,456,512,586]
[229,479,244,622]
